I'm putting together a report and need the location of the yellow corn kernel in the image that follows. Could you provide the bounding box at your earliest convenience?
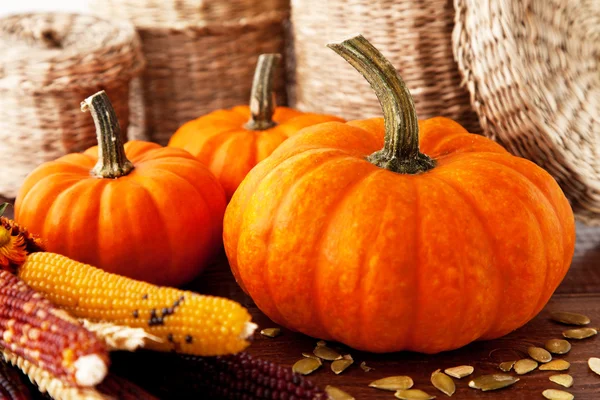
[19,253,256,356]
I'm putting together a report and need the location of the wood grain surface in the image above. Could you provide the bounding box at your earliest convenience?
[2,196,600,399]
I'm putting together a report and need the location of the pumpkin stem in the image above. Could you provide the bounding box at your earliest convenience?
[328,35,436,174]
[82,91,134,179]
[244,54,281,131]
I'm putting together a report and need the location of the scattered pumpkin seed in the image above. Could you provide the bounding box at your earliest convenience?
[369,376,414,391]
[468,374,519,391]
[431,369,455,396]
[529,346,553,363]
[260,328,281,338]
[292,357,322,375]
[545,339,572,355]
[549,374,574,388]
[588,357,600,375]
[539,360,570,371]
[301,352,319,360]
[394,389,436,400]
[325,385,355,400]
[331,355,353,375]
[444,365,474,379]
[360,361,373,372]
[314,344,342,361]
[514,359,538,375]
[550,311,591,326]
[317,340,327,346]
[563,327,598,339]
[499,361,516,372]
[542,389,574,400]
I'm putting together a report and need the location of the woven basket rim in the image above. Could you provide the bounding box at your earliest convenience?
[133,10,288,32]
[0,12,144,93]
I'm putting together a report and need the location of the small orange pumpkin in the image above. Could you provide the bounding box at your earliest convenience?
[168,54,344,200]
[223,36,576,353]
[15,91,226,287]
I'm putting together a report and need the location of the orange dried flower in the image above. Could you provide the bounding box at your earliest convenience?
[0,204,43,272]
[0,224,26,272]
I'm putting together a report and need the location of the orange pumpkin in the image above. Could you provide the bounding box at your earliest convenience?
[15,91,226,287]
[223,36,576,353]
[168,54,344,200]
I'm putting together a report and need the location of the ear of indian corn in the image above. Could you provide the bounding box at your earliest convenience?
[97,374,159,400]
[0,361,32,400]
[112,351,328,400]
[0,270,108,387]
[2,350,108,400]
[18,253,256,356]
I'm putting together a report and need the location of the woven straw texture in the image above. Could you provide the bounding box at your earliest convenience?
[90,0,289,145]
[289,0,481,132]
[0,13,144,198]
[454,0,600,223]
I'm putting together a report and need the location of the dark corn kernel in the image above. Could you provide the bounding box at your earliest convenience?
[0,361,32,400]
[97,374,159,400]
[111,351,327,399]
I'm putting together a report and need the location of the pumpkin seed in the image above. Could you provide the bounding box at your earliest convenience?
[260,328,280,338]
[444,365,474,379]
[331,355,353,375]
[545,339,572,355]
[394,389,436,400]
[539,360,570,371]
[314,344,342,361]
[588,357,600,376]
[325,385,355,400]
[431,369,455,396]
[302,352,319,360]
[468,374,519,391]
[514,359,538,375]
[549,374,574,388]
[360,361,373,372]
[292,357,322,375]
[316,340,327,346]
[528,346,553,363]
[499,361,516,372]
[550,311,590,326]
[563,327,598,339]
[369,376,414,391]
[542,389,574,400]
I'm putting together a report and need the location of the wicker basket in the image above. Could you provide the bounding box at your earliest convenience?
[90,0,290,145]
[288,0,480,132]
[453,0,600,223]
[0,13,144,198]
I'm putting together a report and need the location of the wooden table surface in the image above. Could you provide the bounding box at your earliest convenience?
[2,198,600,399]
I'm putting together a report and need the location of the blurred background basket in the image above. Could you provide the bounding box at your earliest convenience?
[90,0,290,145]
[453,0,600,223]
[288,0,481,132]
[0,12,144,198]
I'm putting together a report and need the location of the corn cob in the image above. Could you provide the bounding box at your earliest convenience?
[0,270,108,387]
[19,253,256,356]
[97,374,158,400]
[2,350,108,400]
[79,320,160,352]
[112,351,328,400]
[0,360,32,400]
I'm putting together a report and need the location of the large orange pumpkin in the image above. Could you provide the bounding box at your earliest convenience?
[168,54,344,200]
[15,91,226,287]
[223,36,576,353]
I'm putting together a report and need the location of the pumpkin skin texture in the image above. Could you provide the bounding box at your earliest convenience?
[223,37,576,354]
[168,55,343,200]
[15,92,226,287]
